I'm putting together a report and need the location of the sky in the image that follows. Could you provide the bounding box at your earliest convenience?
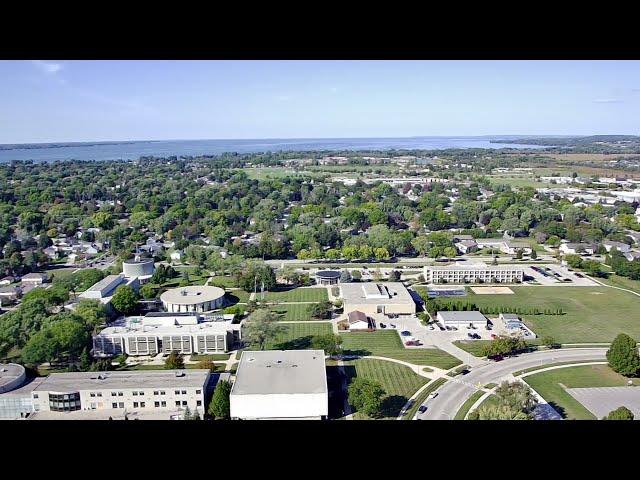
[0,60,639,144]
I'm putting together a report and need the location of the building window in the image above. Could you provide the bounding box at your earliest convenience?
[153,391,159,395]
[112,402,118,408]
[161,401,166,407]
[133,402,139,408]
[174,390,180,395]
[182,401,187,406]
[181,390,186,395]
[197,400,202,406]
[111,392,117,396]
[196,390,201,395]
[118,402,124,408]
[90,393,95,397]
[160,391,166,395]
[133,392,138,396]
[97,393,102,397]
[154,402,160,408]
[118,392,123,397]
[175,401,181,407]
[140,402,145,408]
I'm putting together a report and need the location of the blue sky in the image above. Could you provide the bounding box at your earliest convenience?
[0,60,639,143]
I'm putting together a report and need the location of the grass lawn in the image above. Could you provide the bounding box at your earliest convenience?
[453,340,492,357]
[514,360,606,376]
[263,287,328,303]
[345,358,427,419]
[190,353,230,361]
[225,289,251,304]
[258,322,333,350]
[209,276,238,288]
[46,267,77,281]
[598,274,640,295]
[455,390,485,420]
[340,331,461,369]
[404,378,448,419]
[268,303,314,321]
[447,364,470,377]
[524,364,640,420]
[440,286,640,343]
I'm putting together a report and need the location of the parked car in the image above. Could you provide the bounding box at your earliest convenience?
[428,325,435,330]
[460,369,470,375]
[401,331,411,336]
[451,326,458,331]
[405,340,417,346]
[445,326,452,331]
[380,323,386,329]
[418,405,427,413]
[428,392,438,399]
[575,273,583,278]
[491,334,497,339]
[390,323,397,328]
[473,333,481,339]
[467,333,475,339]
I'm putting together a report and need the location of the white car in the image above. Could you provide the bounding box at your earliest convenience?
[428,392,438,400]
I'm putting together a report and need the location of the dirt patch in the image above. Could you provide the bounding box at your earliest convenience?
[470,286,515,295]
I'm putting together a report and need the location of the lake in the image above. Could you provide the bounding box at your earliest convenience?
[0,136,547,163]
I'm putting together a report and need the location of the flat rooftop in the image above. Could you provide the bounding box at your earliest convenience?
[232,350,327,396]
[425,263,523,271]
[32,370,210,392]
[0,363,25,390]
[82,274,124,293]
[437,310,487,321]
[340,282,414,305]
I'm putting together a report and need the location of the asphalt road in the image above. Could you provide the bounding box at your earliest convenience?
[417,348,608,420]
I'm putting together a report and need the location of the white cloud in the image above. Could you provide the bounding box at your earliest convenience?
[594,98,624,104]
[32,60,63,75]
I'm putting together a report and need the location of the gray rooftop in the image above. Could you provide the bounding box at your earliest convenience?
[85,274,124,292]
[33,370,210,392]
[231,350,327,396]
[340,282,414,305]
[437,310,487,321]
[0,363,25,391]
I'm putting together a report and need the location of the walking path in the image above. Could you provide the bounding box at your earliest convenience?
[588,275,640,298]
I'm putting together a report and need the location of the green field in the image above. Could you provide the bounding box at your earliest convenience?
[262,322,333,350]
[455,390,485,420]
[346,358,428,419]
[439,286,640,343]
[340,331,461,369]
[514,360,606,376]
[598,275,640,295]
[452,340,492,357]
[47,267,77,282]
[225,289,251,304]
[264,287,328,303]
[524,364,640,420]
[209,276,238,288]
[268,303,314,321]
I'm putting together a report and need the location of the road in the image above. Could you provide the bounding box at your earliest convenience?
[417,348,608,420]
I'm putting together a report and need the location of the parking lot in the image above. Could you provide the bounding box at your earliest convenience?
[523,264,599,286]
[566,386,640,419]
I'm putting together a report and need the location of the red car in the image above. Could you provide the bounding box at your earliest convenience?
[490,334,497,339]
[405,340,418,346]
[489,354,504,362]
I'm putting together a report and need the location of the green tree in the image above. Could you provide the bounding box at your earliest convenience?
[602,406,634,420]
[348,377,386,418]
[79,347,92,371]
[165,351,185,369]
[339,270,352,283]
[307,301,332,320]
[208,380,232,419]
[530,249,537,260]
[607,333,640,376]
[542,336,559,349]
[111,285,139,315]
[310,334,343,358]
[140,283,157,299]
[75,299,108,331]
[244,309,285,350]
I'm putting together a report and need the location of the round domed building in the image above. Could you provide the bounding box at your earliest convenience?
[122,256,155,283]
[160,285,226,313]
[315,270,341,286]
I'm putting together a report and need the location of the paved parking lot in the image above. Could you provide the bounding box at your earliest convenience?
[523,264,599,286]
[566,386,640,419]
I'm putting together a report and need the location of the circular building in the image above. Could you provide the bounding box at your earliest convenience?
[122,257,155,283]
[0,363,26,394]
[160,285,226,313]
[316,270,341,286]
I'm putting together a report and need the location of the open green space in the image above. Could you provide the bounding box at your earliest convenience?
[209,276,239,288]
[514,360,606,376]
[263,287,328,303]
[452,340,492,357]
[190,353,230,361]
[345,358,427,419]
[46,268,77,282]
[440,286,640,343]
[455,390,485,420]
[524,364,640,420]
[268,303,314,321]
[225,289,251,304]
[340,330,461,369]
[404,378,448,419]
[263,322,333,350]
[598,274,640,295]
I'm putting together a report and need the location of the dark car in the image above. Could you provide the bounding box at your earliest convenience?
[380,323,386,329]
[460,369,470,375]
[401,331,411,336]
[390,323,397,329]
[489,354,504,362]
[418,405,427,413]
[575,273,583,278]
[467,333,475,339]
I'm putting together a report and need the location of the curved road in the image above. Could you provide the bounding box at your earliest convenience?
[418,348,608,420]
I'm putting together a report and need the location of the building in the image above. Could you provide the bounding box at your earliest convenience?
[29,369,211,419]
[20,272,48,286]
[0,364,45,419]
[0,285,21,305]
[602,240,631,253]
[0,276,17,286]
[559,242,595,255]
[92,312,240,357]
[160,285,226,313]
[230,350,328,420]
[454,239,478,254]
[437,310,488,329]
[423,263,524,284]
[315,270,341,286]
[122,256,155,283]
[339,282,416,316]
[475,239,532,255]
[498,313,537,339]
[345,310,372,330]
[78,274,140,313]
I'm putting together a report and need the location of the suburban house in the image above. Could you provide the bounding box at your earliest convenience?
[559,242,595,255]
[454,239,478,254]
[20,273,48,286]
[602,240,631,253]
[345,310,372,330]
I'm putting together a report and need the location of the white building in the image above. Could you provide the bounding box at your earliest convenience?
[340,282,416,316]
[92,312,239,357]
[475,239,532,255]
[160,285,226,313]
[559,242,595,255]
[602,240,631,253]
[437,310,488,329]
[20,273,48,286]
[424,263,524,284]
[29,369,211,419]
[78,274,140,313]
[230,350,328,420]
[345,310,372,330]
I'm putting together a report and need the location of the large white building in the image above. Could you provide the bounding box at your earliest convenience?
[160,285,226,313]
[92,312,240,357]
[437,310,488,329]
[230,350,328,420]
[423,263,524,284]
[340,282,416,316]
[78,274,140,312]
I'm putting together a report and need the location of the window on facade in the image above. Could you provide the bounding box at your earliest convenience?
[111,392,116,396]
[154,391,159,395]
[197,400,202,406]
[196,390,201,395]
[175,401,180,407]
[133,392,138,396]
[97,393,102,397]
[133,402,139,408]
[182,401,187,406]
[118,402,124,408]
[181,390,186,395]
[161,401,166,407]
[141,402,145,408]
[175,390,180,395]
[160,391,166,395]
[118,392,123,397]
[154,402,160,407]
[90,393,95,397]
[112,403,118,408]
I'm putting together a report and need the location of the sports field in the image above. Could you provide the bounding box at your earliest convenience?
[437,286,640,343]
[340,331,461,369]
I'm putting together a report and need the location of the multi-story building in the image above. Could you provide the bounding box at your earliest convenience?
[92,312,240,357]
[29,369,211,419]
[423,263,524,284]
